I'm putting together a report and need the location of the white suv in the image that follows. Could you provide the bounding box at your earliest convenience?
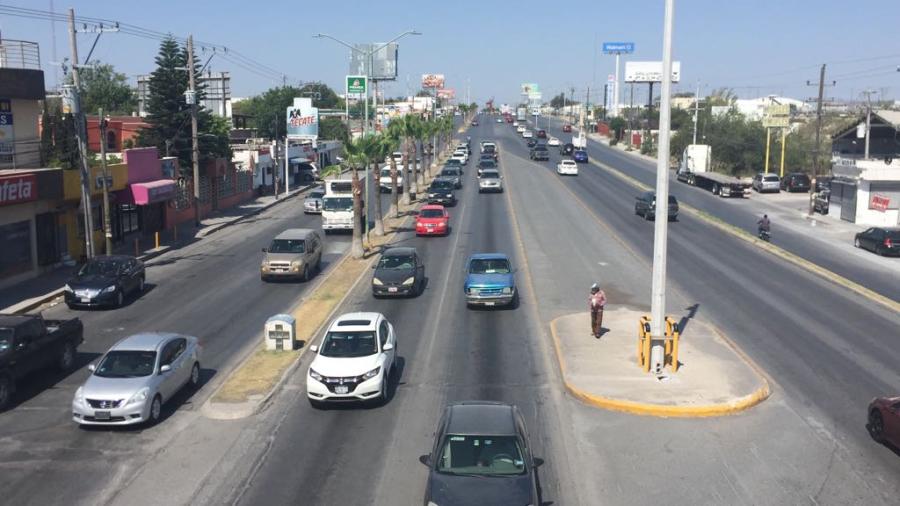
[307,312,397,407]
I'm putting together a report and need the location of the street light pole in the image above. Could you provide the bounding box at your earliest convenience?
[649,0,676,374]
[187,35,201,227]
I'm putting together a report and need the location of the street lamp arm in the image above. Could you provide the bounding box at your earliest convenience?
[312,33,360,54]
[371,30,421,54]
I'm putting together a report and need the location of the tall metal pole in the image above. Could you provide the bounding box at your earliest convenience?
[613,53,620,117]
[284,135,289,196]
[779,127,787,178]
[187,35,201,227]
[68,8,95,259]
[692,80,699,145]
[809,63,826,216]
[764,127,771,173]
[649,0,676,373]
[98,107,112,254]
[862,89,875,160]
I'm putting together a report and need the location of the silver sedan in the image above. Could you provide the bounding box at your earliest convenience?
[72,333,201,426]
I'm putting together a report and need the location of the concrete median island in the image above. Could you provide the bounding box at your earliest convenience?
[551,307,770,417]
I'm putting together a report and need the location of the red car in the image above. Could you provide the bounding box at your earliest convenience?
[537,130,547,139]
[869,396,900,446]
[562,124,572,133]
[415,205,450,236]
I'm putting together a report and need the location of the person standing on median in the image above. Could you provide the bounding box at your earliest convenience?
[590,283,607,338]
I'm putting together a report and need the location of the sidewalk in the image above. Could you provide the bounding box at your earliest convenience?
[550,308,770,417]
[0,186,312,314]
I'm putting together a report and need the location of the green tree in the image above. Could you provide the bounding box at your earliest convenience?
[40,101,79,170]
[238,83,345,140]
[74,62,137,115]
[319,117,349,142]
[298,82,343,109]
[385,119,405,214]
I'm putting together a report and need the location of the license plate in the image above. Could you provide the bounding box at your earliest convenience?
[335,385,349,394]
[426,224,434,228]
[388,287,398,293]
[484,302,495,306]
[80,297,91,303]
[94,411,111,420]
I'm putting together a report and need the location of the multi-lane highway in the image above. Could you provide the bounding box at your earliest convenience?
[1,118,898,505]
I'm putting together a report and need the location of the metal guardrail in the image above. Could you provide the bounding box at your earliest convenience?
[0,39,41,70]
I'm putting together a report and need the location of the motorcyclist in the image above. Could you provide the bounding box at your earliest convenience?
[589,283,607,338]
[757,214,771,237]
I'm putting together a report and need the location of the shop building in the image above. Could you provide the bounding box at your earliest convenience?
[0,38,45,169]
[116,147,176,237]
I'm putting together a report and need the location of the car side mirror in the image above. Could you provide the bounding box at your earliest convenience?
[371,264,377,270]
[383,343,394,351]
[418,454,432,466]
[87,363,96,372]
[159,364,172,374]
[533,457,545,468]
[261,248,267,253]
[309,345,319,353]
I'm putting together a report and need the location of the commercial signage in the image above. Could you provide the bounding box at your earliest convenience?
[0,173,37,206]
[521,83,539,95]
[762,117,790,128]
[437,88,455,99]
[421,74,445,89]
[765,104,790,117]
[0,98,13,164]
[871,194,891,212]
[602,42,635,54]
[287,104,319,140]
[346,75,367,97]
[624,61,681,83]
[350,43,399,80]
[146,182,176,203]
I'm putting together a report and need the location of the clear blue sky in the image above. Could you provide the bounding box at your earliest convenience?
[2,0,898,105]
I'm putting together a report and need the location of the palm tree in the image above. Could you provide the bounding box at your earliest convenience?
[383,123,403,216]
[341,136,370,259]
[401,114,423,203]
[368,136,392,236]
[414,118,431,187]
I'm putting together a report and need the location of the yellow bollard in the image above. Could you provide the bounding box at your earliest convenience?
[155,231,160,249]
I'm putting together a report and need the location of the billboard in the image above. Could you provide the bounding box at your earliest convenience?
[0,99,13,165]
[287,103,319,140]
[421,74,445,89]
[437,88,455,99]
[624,61,681,83]
[521,83,539,96]
[349,43,399,80]
[602,42,635,54]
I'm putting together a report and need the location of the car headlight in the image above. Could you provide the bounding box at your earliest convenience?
[502,287,512,294]
[468,287,479,295]
[437,222,446,227]
[74,386,85,404]
[402,277,415,286]
[363,366,382,380]
[126,387,150,406]
[291,260,303,271]
[429,193,436,198]
[309,368,324,382]
[428,502,440,506]
[64,284,73,292]
[103,285,117,293]
[373,277,383,286]
[261,264,269,271]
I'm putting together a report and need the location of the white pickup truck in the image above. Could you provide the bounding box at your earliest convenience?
[379,166,403,193]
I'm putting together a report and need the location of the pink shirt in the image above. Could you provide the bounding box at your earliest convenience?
[590,291,607,311]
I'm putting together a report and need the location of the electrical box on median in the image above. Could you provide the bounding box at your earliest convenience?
[265,314,296,351]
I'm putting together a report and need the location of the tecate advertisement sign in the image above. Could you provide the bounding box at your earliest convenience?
[602,42,635,54]
[287,105,319,139]
[0,173,37,207]
[421,74,445,89]
[624,61,681,83]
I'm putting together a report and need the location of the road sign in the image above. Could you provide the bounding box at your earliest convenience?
[762,116,790,128]
[602,42,635,54]
[346,75,367,96]
[624,61,681,83]
[764,104,790,117]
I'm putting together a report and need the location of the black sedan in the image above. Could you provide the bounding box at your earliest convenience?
[372,247,425,297]
[420,401,542,506]
[526,138,538,148]
[427,178,457,206]
[854,227,900,256]
[65,255,145,309]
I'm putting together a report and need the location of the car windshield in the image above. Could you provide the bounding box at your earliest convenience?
[420,209,444,218]
[323,197,353,211]
[378,255,414,270]
[535,147,547,151]
[482,171,500,179]
[319,331,377,358]
[268,239,305,253]
[886,230,900,240]
[763,176,779,182]
[380,168,393,177]
[308,190,325,199]
[446,159,461,166]
[432,181,454,190]
[78,259,122,276]
[437,435,526,476]
[469,258,511,274]
[94,350,157,378]
[441,169,460,176]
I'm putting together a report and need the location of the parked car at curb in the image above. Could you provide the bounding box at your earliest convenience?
[372,247,426,297]
[304,187,326,213]
[64,255,145,309]
[261,229,323,282]
[72,333,201,426]
[0,314,84,411]
[752,173,781,193]
[854,227,900,256]
[419,401,543,506]
[464,253,518,308]
[781,172,811,192]
[440,167,464,188]
[416,205,450,236]
[868,396,900,447]
[478,169,504,193]
[557,159,579,176]
[306,312,396,407]
[634,191,679,221]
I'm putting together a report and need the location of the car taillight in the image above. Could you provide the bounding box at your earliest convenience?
[885,238,894,248]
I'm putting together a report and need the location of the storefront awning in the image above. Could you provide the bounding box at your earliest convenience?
[130,179,176,205]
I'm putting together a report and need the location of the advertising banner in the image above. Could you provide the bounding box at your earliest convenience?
[350,43,398,80]
[437,88,455,99]
[287,104,319,140]
[624,61,681,83]
[871,194,891,212]
[0,173,37,206]
[421,74,445,89]
[0,99,14,164]
[521,83,539,96]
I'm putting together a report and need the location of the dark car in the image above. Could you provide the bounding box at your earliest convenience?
[634,191,679,221]
[536,129,547,139]
[868,396,900,447]
[477,158,498,177]
[573,149,588,163]
[445,158,464,172]
[471,120,479,126]
[427,178,457,206]
[65,255,145,309]
[781,172,811,192]
[372,247,425,297]
[440,167,463,188]
[562,124,572,133]
[854,227,900,256]
[529,145,549,161]
[560,142,575,156]
[482,145,498,162]
[813,189,830,214]
[420,401,542,506]
[525,138,538,148]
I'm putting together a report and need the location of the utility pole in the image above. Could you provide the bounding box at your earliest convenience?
[187,35,201,227]
[629,83,635,149]
[649,0,675,374]
[807,64,828,216]
[98,108,112,254]
[569,87,575,125]
[67,8,95,259]
[861,89,877,160]
[692,81,700,145]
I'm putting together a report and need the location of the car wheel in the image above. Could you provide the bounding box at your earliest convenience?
[148,395,162,425]
[302,265,310,282]
[869,409,885,442]
[189,362,201,388]
[854,237,861,249]
[308,398,325,410]
[115,291,124,308]
[58,342,75,371]
[316,255,322,272]
[0,375,12,411]
[379,374,389,405]
[635,206,641,216]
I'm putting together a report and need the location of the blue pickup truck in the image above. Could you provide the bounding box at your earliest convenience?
[463,253,518,308]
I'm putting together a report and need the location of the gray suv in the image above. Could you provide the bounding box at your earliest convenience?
[261,228,323,281]
[634,191,679,221]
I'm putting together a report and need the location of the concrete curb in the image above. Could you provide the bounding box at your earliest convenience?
[548,317,771,418]
[594,159,900,314]
[5,288,66,315]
